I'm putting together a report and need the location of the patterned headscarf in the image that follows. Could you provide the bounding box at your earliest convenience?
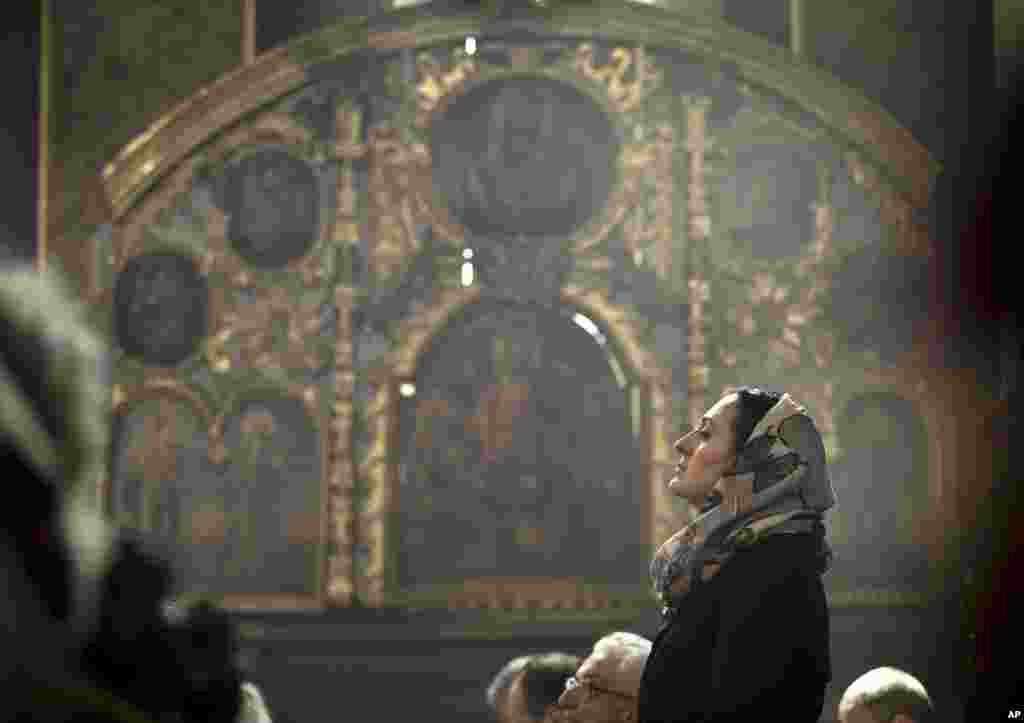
[650,393,836,614]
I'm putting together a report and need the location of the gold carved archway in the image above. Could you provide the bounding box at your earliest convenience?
[354,283,677,609]
[82,2,947,611]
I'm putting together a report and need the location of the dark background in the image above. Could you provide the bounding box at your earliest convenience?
[1,12,39,263]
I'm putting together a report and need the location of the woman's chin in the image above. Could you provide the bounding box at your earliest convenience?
[668,476,710,504]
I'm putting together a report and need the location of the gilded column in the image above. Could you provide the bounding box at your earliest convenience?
[685,97,712,432]
[652,123,677,283]
[650,118,681,550]
[361,381,393,606]
[809,202,836,441]
[327,285,357,604]
[325,105,364,605]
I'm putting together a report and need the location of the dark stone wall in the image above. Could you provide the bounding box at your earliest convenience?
[255,0,380,54]
[48,0,241,256]
[723,0,788,49]
[0,12,39,262]
[257,0,994,165]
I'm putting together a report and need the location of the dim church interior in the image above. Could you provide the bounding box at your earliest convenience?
[4,1,1022,722]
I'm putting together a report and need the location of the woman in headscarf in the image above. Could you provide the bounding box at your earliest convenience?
[637,386,836,722]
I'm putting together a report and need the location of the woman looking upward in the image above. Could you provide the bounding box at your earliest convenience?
[638,386,836,722]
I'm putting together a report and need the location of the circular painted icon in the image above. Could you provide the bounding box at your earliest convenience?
[431,76,618,238]
[224,149,320,268]
[114,250,209,366]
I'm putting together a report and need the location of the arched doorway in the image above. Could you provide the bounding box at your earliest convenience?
[396,299,645,591]
[109,390,325,603]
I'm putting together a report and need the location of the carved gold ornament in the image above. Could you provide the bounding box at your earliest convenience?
[415,51,478,128]
[574,44,662,114]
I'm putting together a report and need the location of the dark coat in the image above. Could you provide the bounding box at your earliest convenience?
[638,533,831,723]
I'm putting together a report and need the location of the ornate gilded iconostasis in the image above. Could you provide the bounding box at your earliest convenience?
[61,0,968,615]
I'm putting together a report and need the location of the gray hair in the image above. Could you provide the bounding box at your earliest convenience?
[486,655,533,710]
[839,667,934,722]
[519,652,582,722]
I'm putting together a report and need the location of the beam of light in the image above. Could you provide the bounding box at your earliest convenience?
[465,36,477,56]
[461,262,474,287]
[462,247,474,260]
[573,311,628,388]
[572,312,606,346]
[399,382,416,397]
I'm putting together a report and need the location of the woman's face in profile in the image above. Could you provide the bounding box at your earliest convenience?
[668,393,739,503]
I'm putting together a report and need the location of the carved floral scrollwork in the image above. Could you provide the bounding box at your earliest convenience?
[207,284,325,373]
[415,51,479,128]
[571,137,661,271]
[365,126,436,284]
[331,107,367,251]
[620,124,676,280]
[685,98,712,430]
[114,377,226,476]
[197,194,333,375]
[719,202,836,375]
[574,44,662,114]
[845,152,932,259]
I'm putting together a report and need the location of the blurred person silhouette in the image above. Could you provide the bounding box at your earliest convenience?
[837,667,934,723]
[0,263,247,722]
[81,567,245,723]
[957,64,1024,722]
[0,261,129,721]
